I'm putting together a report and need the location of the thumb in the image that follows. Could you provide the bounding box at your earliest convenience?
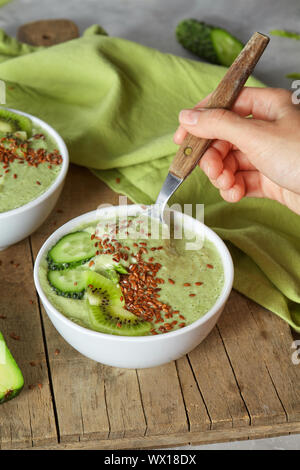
[178,108,265,151]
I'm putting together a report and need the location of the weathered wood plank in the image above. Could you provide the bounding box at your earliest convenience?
[39,313,145,441]
[104,368,146,439]
[217,291,287,426]
[30,165,141,442]
[0,401,32,449]
[188,327,250,429]
[0,239,57,449]
[25,163,300,449]
[175,356,211,432]
[246,298,300,423]
[50,360,109,442]
[32,307,109,443]
[137,362,189,436]
[28,422,300,450]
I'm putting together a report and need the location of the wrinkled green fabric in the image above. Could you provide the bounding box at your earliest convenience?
[0,26,299,332]
[0,0,11,7]
[0,29,40,62]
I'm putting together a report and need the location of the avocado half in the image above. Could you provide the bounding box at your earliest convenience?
[0,331,24,404]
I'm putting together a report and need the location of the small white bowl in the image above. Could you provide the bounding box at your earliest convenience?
[0,108,69,251]
[34,205,234,369]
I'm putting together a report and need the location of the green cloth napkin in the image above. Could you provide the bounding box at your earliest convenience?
[0,0,11,7]
[0,27,299,332]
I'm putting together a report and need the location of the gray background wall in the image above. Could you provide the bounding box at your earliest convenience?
[1,0,300,88]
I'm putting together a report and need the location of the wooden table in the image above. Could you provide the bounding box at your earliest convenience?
[0,164,300,450]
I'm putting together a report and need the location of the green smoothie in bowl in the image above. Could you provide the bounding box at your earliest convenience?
[0,108,63,213]
[39,214,224,337]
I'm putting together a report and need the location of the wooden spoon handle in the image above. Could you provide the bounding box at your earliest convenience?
[169,31,269,180]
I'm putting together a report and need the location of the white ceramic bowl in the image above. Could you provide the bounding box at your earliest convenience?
[34,205,234,369]
[0,108,69,250]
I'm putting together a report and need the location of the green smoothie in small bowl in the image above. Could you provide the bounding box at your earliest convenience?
[0,109,63,213]
[39,215,224,336]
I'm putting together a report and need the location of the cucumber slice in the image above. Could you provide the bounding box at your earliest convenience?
[48,269,87,299]
[47,231,96,270]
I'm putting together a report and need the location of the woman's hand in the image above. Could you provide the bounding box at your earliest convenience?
[174,87,300,215]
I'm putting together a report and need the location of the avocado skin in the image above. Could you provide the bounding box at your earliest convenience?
[0,331,24,405]
[0,387,22,404]
[176,19,220,64]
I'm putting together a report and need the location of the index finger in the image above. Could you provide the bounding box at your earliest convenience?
[223,87,292,120]
[174,87,292,145]
[173,93,212,144]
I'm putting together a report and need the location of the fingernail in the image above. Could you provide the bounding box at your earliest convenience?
[179,109,200,125]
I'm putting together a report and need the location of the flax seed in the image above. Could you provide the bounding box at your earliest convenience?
[9,333,20,341]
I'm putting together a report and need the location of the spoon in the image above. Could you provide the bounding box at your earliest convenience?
[149,31,269,223]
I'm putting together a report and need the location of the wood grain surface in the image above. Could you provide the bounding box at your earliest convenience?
[0,164,299,450]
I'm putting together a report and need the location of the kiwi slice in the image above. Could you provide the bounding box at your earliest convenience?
[0,109,32,137]
[86,271,151,336]
[86,270,124,306]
